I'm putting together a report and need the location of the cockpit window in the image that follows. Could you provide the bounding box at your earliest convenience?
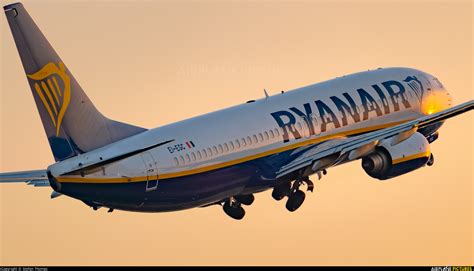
[432,78,444,89]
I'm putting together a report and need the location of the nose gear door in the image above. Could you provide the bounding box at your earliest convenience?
[141,152,158,192]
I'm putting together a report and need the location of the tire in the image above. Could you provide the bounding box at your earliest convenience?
[280,182,291,197]
[272,189,284,201]
[272,182,291,201]
[223,202,245,220]
[235,194,254,206]
[285,190,306,212]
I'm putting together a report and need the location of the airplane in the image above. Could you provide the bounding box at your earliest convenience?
[1,2,473,220]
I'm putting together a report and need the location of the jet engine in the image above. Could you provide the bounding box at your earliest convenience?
[361,132,432,180]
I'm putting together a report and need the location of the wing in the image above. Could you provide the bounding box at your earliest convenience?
[277,100,474,179]
[0,169,49,187]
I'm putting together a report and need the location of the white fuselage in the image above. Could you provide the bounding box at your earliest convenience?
[48,67,451,209]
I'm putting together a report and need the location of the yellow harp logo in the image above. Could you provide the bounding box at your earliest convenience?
[27,62,71,136]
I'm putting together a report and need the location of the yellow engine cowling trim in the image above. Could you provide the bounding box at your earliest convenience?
[392,150,431,164]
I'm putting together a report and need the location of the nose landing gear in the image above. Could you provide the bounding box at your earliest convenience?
[223,198,245,220]
[222,194,255,220]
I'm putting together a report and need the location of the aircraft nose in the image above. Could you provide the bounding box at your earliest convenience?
[435,78,453,108]
[442,88,453,108]
[421,77,452,115]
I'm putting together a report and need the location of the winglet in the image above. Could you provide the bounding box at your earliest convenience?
[3,2,22,11]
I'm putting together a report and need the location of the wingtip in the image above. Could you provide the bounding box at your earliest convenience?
[3,2,22,11]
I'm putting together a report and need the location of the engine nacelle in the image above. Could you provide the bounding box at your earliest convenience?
[361,132,431,180]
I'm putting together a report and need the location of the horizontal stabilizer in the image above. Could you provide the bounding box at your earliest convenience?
[0,169,49,187]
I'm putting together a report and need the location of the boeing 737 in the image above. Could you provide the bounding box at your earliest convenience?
[1,3,473,219]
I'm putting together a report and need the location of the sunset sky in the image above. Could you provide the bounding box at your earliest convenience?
[0,0,472,265]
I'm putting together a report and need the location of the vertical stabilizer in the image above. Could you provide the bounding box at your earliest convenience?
[4,3,147,161]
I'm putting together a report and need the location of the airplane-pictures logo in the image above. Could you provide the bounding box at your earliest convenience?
[27,62,71,136]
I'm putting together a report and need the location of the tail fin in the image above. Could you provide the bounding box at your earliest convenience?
[4,3,147,161]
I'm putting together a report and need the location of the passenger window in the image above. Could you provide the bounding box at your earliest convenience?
[179,155,185,165]
[212,146,218,155]
[201,149,207,159]
[264,131,269,140]
[290,124,296,133]
[274,128,280,137]
[191,152,196,161]
[224,143,229,152]
[218,144,223,153]
[258,133,264,142]
[246,136,252,145]
[240,138,246,147]
[197,150,202,160]
[269,130,274,138]
[173,157,179,166]
[252,135,258,144]
[185,154,191,163]
[236,139,242,148]
[207,148,212,157]
[229,141,234,150]
[311,114,319,127]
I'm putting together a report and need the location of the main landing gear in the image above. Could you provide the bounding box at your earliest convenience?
[286,176,314,212]
[222,194,254,220]
[272,175,317,212]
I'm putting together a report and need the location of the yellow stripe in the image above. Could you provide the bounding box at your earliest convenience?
[52,77,62,97]
[33,83,56,127]
[41,81,58,115]
[47,79,60,105]
[56,119,411,184]
[392,150,430,164]
[57,176,148,184]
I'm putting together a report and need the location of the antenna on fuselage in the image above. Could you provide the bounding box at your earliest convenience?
[264,89,269,99]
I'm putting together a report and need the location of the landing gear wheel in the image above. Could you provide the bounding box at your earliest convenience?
[223,201,245,220]
[272,190,285,201]
[235,194,254,206]
[427,154,434,166]
[285,190,306,212]
[272,182,291,201]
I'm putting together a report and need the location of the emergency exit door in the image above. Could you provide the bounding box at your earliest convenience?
[141,152,158,192]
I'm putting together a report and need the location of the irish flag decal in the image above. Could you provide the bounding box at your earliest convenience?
[185,141,195,149]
